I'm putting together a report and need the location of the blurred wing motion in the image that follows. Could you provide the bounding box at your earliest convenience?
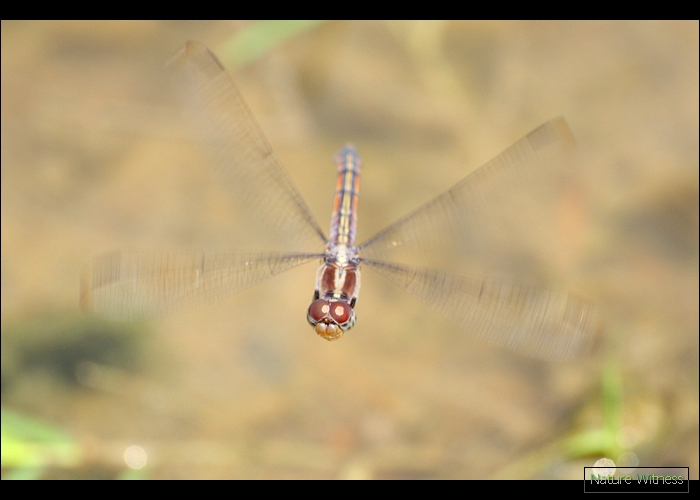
[360,118,576,264]
[170,41,326,252]
[82,40,601,360]
[364,260,600,361]
[359,119,601,360]
[81,251,321,321]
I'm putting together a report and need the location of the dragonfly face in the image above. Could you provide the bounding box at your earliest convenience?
[307,298,356,340]
[80,41,601,361]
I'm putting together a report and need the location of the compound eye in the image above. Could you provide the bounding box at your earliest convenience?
[329,301,352,324]
[308,299,330,322]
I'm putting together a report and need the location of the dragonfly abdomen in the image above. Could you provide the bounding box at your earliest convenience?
[329,145,362,247]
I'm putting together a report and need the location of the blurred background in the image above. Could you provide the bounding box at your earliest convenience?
[1,21,697,479]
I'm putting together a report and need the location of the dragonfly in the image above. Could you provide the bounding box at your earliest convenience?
[81,41,601,361]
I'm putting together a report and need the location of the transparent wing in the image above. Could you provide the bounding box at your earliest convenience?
[359,119,599,360]
[364,260,601,361]
[359,118,577,269]
[170,41,326,252]
[81,251,322,321]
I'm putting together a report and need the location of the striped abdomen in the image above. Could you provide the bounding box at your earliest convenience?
[329,145,362,247]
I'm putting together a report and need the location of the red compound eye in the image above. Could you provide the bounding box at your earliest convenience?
[329,301,351,324]
[308,299,330,322]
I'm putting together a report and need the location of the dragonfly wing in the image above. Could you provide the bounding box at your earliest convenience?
[359,118,578,270]
[170,41,326,252]
[81,251,322,321]
[364,260,601,361]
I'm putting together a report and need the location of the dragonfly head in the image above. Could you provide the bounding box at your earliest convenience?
[307,298,356,340]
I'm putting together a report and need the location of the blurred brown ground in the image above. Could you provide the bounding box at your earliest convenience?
[1,21,697,479]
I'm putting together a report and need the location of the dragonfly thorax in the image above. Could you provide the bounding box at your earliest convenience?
[308,255,361,340]
[326,242,358,265]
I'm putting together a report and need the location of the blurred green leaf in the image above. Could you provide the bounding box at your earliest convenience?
[565,428,618,457]
[1,408,81,470]
[602,357,623,434]
[2,467,45,480]
[565,356,624,460]
[117,468,149,480]
[219,20,325,69]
